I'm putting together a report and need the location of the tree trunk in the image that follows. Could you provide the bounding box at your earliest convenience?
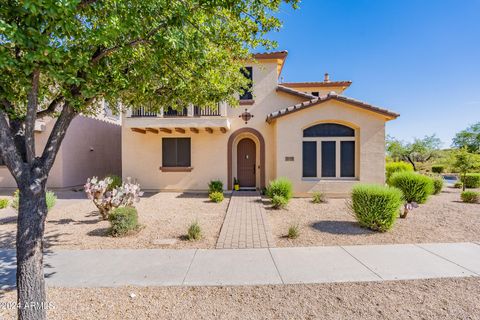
[16,184,48,320]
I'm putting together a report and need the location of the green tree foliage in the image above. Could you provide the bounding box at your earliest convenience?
[452,122,480,153]
[386,134,442,171]
[0,1,298,319]
[453,148,480,191]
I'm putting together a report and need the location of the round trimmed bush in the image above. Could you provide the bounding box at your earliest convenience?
[462,173,480,189]
[187,221,202,241]
[350,184,403,232]
[461,191,480,203]
[431,165,445,174]
[271,195,288,209]
[385,162,414,182]
[11,189,57,212]
[209,191,224,203]
[0,198,9,209]
[388,172,434,204]
[432,177,444,195]
[208,180,223,193]
[454,181,464,189]
[266,177,293,200]
[109,206,139,237]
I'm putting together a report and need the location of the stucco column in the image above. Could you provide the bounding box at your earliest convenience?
[220,101,228,117]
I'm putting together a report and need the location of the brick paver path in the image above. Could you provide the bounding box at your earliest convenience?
[216,191,275,249]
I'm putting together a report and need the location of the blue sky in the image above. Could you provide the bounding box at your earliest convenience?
[266,0,480,147]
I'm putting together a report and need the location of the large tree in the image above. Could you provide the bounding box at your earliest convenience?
[0,1,298,319]
[452,122,480,153]
[386,134,442,171]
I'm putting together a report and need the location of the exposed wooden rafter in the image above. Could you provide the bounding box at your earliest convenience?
[145,128,159,134]
[131,128,146,134]
[190,128,199,134]
[175,127,185,134]
[159,128,172,133]
[205,127,213,134]
[220,127,227,133]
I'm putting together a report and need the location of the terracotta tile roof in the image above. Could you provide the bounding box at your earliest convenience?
[276,85,317,100]
[252,51,288,60]
[266,92,400,123]
[280,81,352,88]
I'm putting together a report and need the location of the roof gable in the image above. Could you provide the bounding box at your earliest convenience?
[266,93,399,123]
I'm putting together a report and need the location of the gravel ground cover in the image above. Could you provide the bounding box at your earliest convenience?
[267,187,480,247]
[0,192,229,250]
[1,277,479,319]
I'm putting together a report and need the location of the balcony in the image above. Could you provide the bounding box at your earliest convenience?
[125,103,230,134]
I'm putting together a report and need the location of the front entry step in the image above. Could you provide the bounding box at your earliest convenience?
[216,191,275,249]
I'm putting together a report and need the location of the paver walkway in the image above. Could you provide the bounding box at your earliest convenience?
[1,242,480,289]
[216,191,275,249]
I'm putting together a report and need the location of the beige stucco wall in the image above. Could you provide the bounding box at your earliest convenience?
[61,115,122,187]
[0,115,121,189]
[122,61,390,196]
[122,61,304,191]
[275,100,387,197]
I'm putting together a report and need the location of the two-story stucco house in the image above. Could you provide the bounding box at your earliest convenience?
[122,51,399,196]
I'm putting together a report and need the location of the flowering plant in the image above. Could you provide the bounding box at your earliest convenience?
[84,176,143,220]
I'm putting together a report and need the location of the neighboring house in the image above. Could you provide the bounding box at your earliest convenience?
[122,51,399,196]
[0,110,122,189]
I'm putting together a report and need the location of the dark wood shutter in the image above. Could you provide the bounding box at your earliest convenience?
[321,141,336,177]
[341,141,355,177]
[302,141,317,177]
[239,66,253,100]
[162,138,191,167]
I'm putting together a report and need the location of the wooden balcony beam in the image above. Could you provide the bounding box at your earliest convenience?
[175,127,186,134]
[159,128,172,134]
[190,128,199,134]
[205,127,213,134]
[145,128,159,134]
[131,128,146,134]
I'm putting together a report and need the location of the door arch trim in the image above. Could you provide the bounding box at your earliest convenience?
[228,128,266,190]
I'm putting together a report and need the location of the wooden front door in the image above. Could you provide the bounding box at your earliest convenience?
[237,138,256,187]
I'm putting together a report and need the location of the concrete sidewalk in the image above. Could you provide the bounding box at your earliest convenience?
[1,242,480,289]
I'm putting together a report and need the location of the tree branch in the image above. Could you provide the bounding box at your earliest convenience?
[25,69,40,164]
[0,110,25,182]
[37,96,64,118]
[77,0,99,9]
[91,22,166,64]
[39,103,77,174]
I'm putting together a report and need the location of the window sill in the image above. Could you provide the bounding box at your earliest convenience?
[239,99,255,105]
[159,166,193,172]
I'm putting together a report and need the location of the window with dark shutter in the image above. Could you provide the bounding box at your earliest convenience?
[239,66,253,100]
[302,141,317,177]
[162,138,191,167]
[311,91,319,97]
[321,141,336,177]
[340,141,355,177]
[303,123,355,137]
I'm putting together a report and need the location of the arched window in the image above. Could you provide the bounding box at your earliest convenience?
[302,123,356,179]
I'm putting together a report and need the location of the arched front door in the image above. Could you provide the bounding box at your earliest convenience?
[237,138,256,187]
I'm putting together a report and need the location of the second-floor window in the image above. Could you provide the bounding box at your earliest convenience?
[239,66,253,100]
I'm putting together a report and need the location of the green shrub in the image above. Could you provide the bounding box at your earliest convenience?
[0,198,9,209]
[11,189,56,211]
[187,221,202,241]
[432,177,444,195]
[389,172,434,204]
[454,181,464,189]
[461,191,480,203]
[209,191,224,203]
[385,162,414,182]
[108,206,139,237]
[462,173,480,189]
[105,174,122,191]
[287,224,300,239]
[431,165,445,174]
[208,180,223,193]
[350,184,403,232]
[266,177,293,200]
[312,192,327,204]
[271,195,288,209]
